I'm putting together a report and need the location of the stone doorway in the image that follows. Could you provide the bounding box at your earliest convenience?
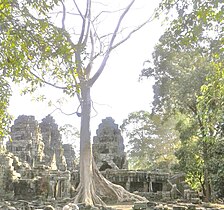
[152,182,163,192]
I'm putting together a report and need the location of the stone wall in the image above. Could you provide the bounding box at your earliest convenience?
[0,152,21,199]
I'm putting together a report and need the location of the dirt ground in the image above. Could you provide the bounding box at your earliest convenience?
[108,204,133,210]
[108,202,224,210]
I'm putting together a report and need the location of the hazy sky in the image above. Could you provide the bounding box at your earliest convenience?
[9,0,165,140]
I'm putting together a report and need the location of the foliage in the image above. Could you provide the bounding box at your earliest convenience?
[60,124,80,152]
[174,116,204,190]
[142,42,210,114]
[197,64,224,197]
[121,110,179,172]
[197,66,224,140]
[143,0,224,200]
[0,0,75,139]
[0,77,11,139]
[159,0,224,51]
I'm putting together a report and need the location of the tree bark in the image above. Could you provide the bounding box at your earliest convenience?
[195,111,212,202]
[72,83,147,206]
[74,84,95,205]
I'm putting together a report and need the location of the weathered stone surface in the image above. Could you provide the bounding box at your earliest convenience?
[62,144,76,171]
[0,152,21,199]
[40,115,67,171]
[93,117,127,171]
[44,205,55,210]
[0,205,17,210]
[133,201,148,210]
[7,115,44,167]
[2,115,74,201]
[173,205,187,210]
[186,204,196,210]
[62,203,79,210]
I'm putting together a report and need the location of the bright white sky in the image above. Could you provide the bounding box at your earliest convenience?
[9,0,165,143]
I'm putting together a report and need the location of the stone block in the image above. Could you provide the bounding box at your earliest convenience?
[173,205,187,210]
[187,204,196,210]
[133,202,148,210]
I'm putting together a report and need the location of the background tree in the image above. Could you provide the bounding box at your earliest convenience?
[59,123,80,165]
[174,116,205,191]
[197,66,224,198]
[121,110,179,172]
[142,0,224,201]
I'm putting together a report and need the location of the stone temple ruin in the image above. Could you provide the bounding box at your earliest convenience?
[92,117,170,196]
[93,117,128,171]
[1,115,74,201]
[0,115,197,206]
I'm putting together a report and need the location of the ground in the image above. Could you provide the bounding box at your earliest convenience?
[108,203,133,210]
[108,202,224,210]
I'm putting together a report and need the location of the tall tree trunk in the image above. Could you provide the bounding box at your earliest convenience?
[203,143,211,202]
[196,113,212,202]
[74,84,95,205]
[72,84,147,206]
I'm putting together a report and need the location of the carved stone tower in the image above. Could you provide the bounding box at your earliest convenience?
[93,117,128,171]
[7,115,44,167]
[39,115,67,171]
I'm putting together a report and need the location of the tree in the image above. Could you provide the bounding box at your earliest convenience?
[142,0,224,201]
[121,111,179,172]
[174,116,205,191]
[0,0,72,139]
[0,77,11,140]
[1,0,160,206]
[197,65,224,198]
[59,123,80,164]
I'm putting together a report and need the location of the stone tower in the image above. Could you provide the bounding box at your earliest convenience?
[6,115,44,167]
[39,115,67,171]
[62,144,76,170]
[93,117,128,171]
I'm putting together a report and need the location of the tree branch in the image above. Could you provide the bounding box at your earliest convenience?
[30,71,68,90]
[73,0,91,45]
[82,1,91,46]
[93,8,127,23]
[61,1,66,29]
[85,30,94,78]
[49,105,81,117]
[111,10,156,50]
[73,0,84,19]
[89,0,135,86]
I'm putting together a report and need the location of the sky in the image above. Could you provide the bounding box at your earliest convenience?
[8,0,165,143]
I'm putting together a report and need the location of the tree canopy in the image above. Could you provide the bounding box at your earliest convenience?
[121,110,179,172]
[0,0,73,139]
[142,0,224,201]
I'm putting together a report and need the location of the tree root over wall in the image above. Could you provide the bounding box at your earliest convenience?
[72,162,147,207]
